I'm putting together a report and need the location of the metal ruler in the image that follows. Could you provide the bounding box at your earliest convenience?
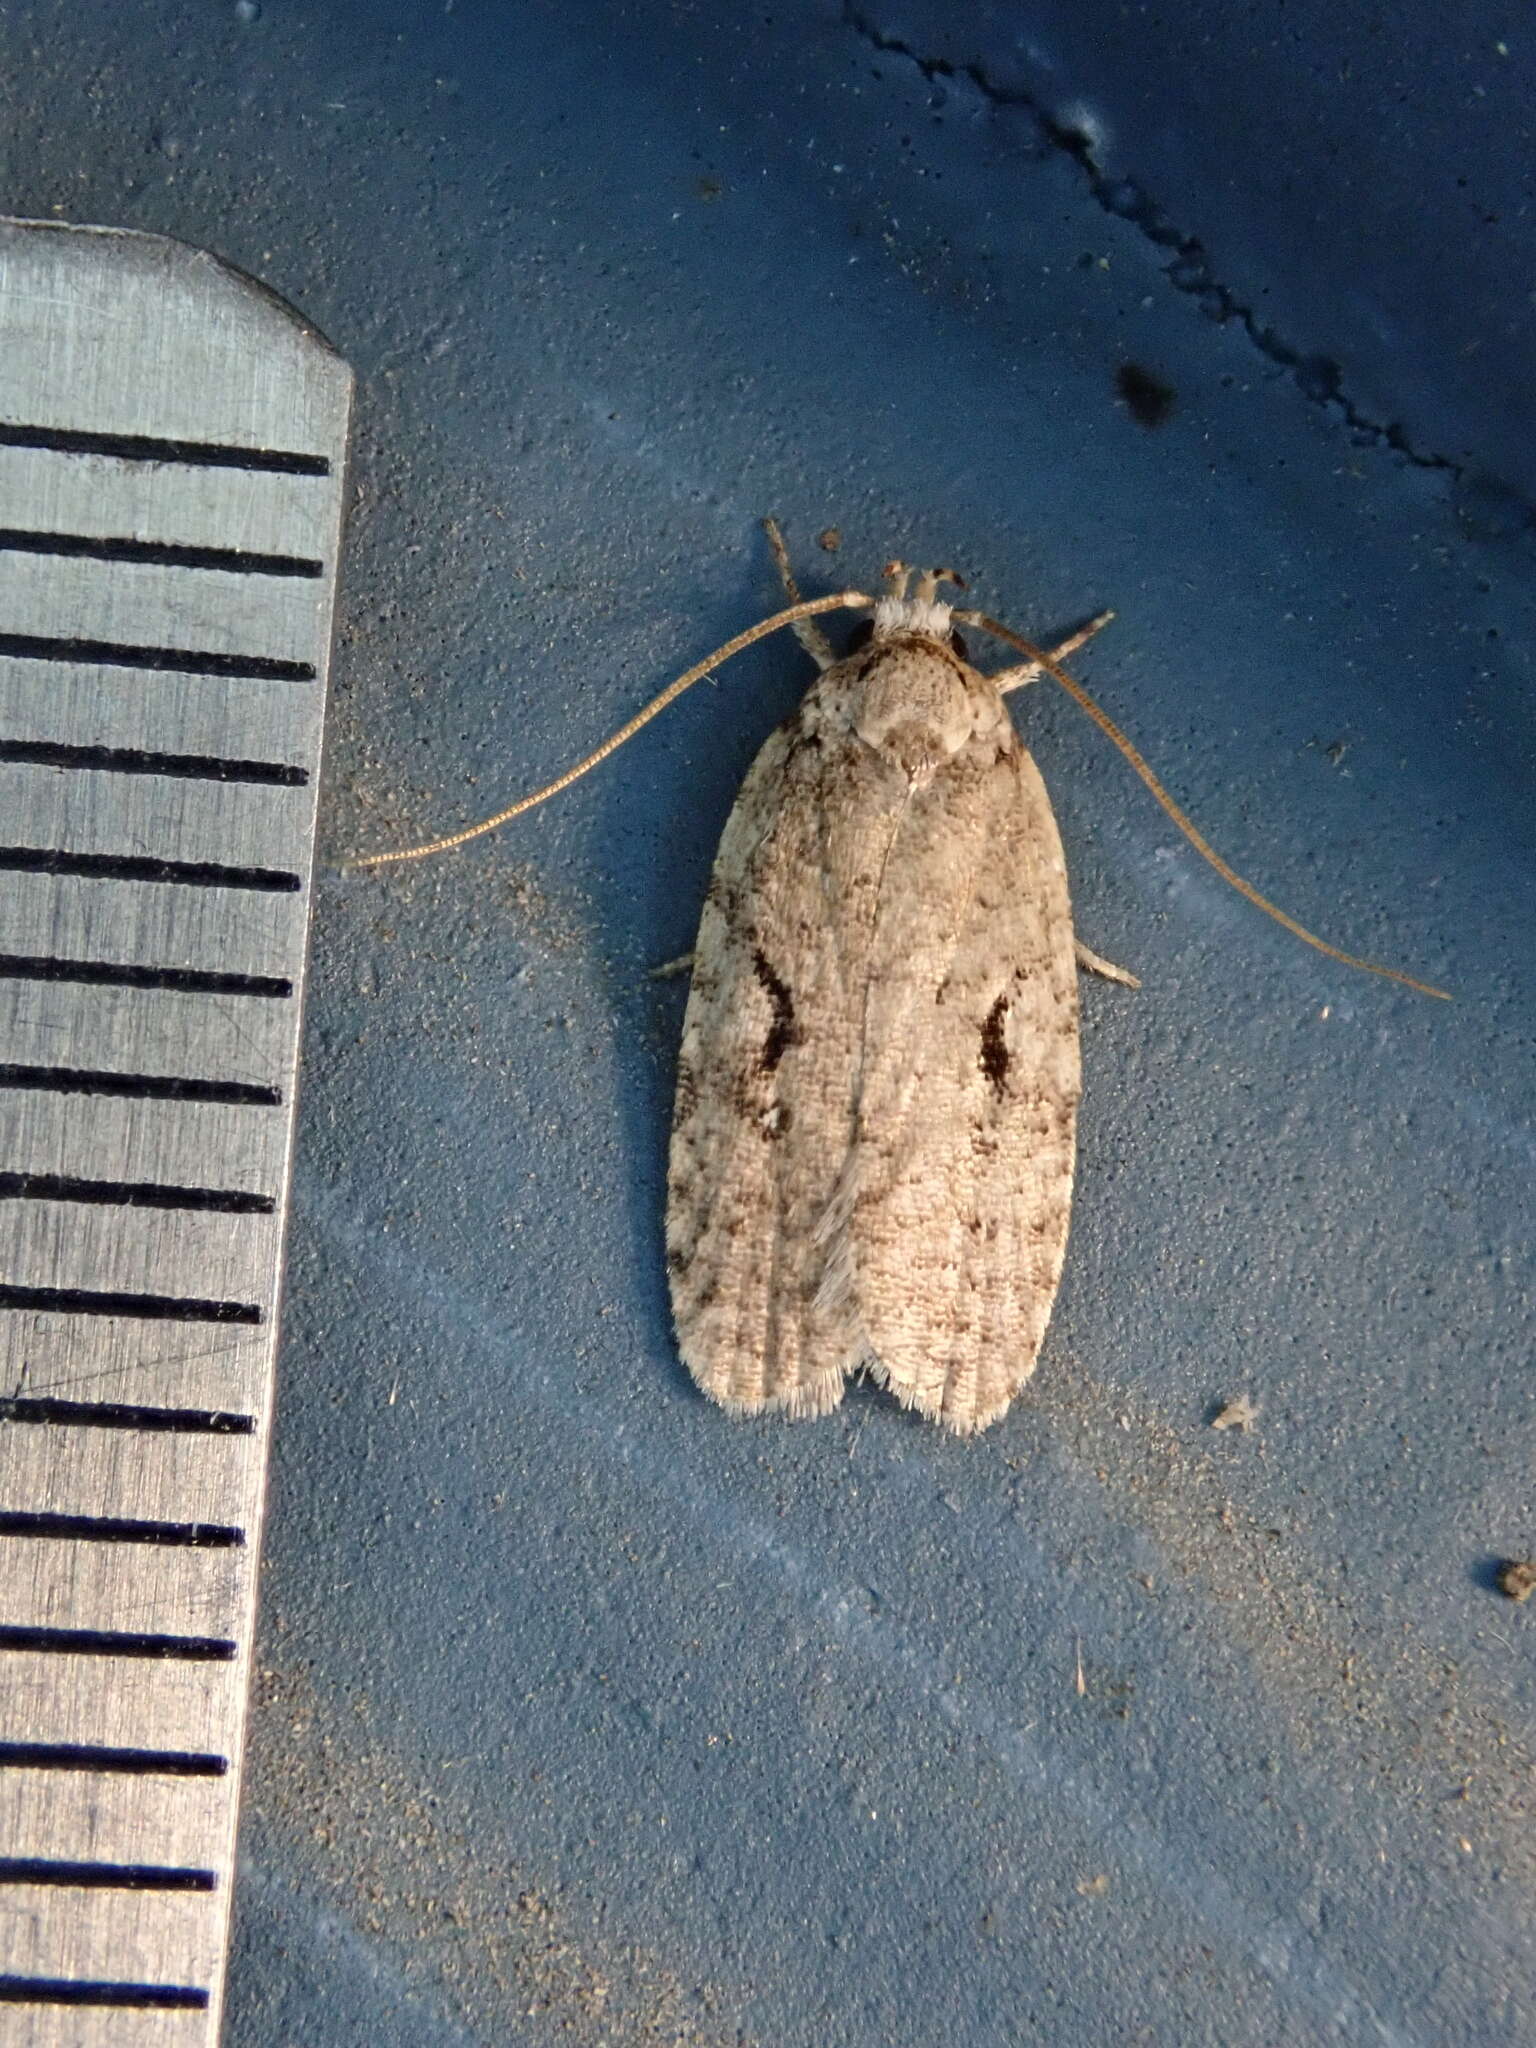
[0,218,351,2040]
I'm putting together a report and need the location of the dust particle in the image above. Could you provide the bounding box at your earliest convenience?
[1210,1395,1261,1433]
[1496,1559,1536,1603]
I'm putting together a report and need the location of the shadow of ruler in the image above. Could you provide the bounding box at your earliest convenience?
[0,217,351,2042]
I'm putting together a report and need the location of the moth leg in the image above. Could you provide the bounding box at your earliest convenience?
[763,516,838,671]
[1075,939,1140,988]
[648,951,695,981]
[993,611,1116,694]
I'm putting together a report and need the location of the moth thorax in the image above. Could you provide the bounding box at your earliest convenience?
[853,642,976,782]
[872,594,954,640]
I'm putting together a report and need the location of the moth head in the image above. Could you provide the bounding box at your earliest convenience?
[847,582,982,781]
[852,559,971,658]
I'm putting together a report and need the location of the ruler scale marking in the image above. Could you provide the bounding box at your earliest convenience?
[0,533,322,580]
[0,217,349,2039]
[0,1069,283,1108]
[0,1746,228,1776]
[0,422,332,475]
[0,1518,244,1549]
[0,742,309,788]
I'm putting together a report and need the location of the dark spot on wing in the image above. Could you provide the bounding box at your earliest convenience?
[1115,361,1177,429]
[949,628,969,661]
[752,947,799,1072]
[979,993,1010,1096]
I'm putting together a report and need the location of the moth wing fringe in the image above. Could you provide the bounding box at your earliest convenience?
[863,1355,1016,1436]
[684,1360,849,1422]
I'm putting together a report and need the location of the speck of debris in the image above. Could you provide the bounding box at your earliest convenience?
[1496,1559,1536,1602]
[1115,361,1177,429]
[694,175,722,201]
[1076,1873,1111,1897]
[817,527,842,553]
[1210,1395,1261,1432]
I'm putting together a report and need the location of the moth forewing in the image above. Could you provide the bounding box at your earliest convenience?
[666,607,1081,1434]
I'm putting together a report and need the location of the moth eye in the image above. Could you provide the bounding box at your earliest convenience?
[949,628,969,661]
[845,619,875,653]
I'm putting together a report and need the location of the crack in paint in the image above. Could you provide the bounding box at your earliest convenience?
[840,4,1510,505]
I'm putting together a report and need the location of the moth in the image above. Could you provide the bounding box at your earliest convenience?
[353,523,1445,1435]
[666,546,1131,1433]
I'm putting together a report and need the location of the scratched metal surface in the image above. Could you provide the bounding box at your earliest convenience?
[0,218,350,2040]
[2,2,1532,2042]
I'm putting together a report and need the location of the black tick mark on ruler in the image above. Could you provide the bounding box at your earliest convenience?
[0,1625,237,1661]
[0,738,308,786]
[0,1511,244,1549]
[0,1065,284,1107]
[0,419,330,476]
[0,1286,262,1324]
[0,1859,217,1893]
[0,957,293,999]
[0,632,314,683]
[0,1976,210,2009]
[0,528,321,578]
[0,1741,229,1775]
[0,1171,273,1214]
[0,848,301,893]
[0,1396,256,1432]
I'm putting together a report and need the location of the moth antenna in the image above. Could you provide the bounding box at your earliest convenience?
[956,608,1450,1001]
[346,591,872,871]
[915,566,968,603]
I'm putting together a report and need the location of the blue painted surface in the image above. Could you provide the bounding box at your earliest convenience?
[3,2,1533,2041]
